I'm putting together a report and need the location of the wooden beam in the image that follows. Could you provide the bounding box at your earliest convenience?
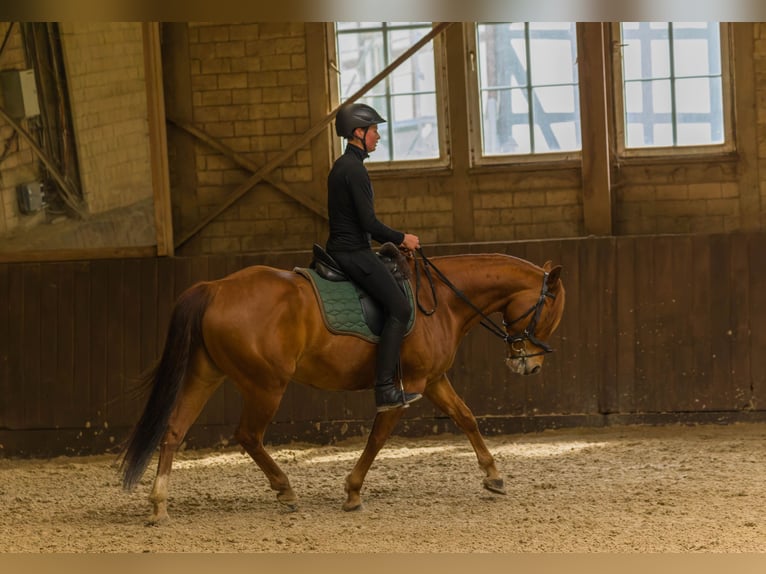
[0,105,86,218]
[168,117,328,219]
[732,23,760,231]
[175,22,454,249]
[577,23,613,236]
[0,246,157,263]
[445,22,473,242]
[142,22,174,256]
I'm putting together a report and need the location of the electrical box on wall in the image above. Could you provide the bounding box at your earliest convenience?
[0,69,40,120]
[17,182,45,214]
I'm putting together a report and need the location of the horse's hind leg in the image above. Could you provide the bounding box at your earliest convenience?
[424,374,506,494]
[149,369,224,524]
[235,385,297,510]
[343,408,405,511]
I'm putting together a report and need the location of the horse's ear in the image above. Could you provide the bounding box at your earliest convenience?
[546,265,562,288]
[543,260,553,271]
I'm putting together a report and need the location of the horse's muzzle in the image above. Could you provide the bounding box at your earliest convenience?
[505,356,542,375]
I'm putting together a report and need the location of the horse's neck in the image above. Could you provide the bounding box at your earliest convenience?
[434,254,539,322]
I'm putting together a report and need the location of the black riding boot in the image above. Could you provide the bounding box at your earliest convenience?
[374,316,422,412]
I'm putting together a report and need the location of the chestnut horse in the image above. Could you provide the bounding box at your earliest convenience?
[119,250,565,523]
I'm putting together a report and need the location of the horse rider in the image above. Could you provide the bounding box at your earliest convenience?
[325,102,422,412]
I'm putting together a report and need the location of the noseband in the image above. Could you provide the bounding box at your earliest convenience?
[502,271,556,359]
[413,249,556,360]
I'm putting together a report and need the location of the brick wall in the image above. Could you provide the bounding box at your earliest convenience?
[59,22,153,216]
[174,22,326,255]
[4,22,766,256]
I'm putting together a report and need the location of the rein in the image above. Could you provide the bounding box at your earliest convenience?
[412,248,556,358]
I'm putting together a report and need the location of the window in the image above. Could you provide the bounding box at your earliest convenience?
[334,22,445,165]
[614,22,732,154]
[468,22,582,164]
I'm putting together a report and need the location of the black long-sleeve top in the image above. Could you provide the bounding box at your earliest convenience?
[325,144,405,252]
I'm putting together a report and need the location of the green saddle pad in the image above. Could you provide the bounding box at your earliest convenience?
[294,267,415,343]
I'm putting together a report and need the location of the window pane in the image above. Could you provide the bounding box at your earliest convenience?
[620,22,725,149]
[622,25,670,81]
[389,93,439,160]
[673,23,721,77]
[531,86,581,152]
[476,22,580,157]
[337,32,386,96]
[529,25,578,86]
[336,22,440,162]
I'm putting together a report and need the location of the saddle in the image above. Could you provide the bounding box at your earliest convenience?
[294,243,414,342]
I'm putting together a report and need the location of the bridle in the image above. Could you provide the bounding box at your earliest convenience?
[412,248,556,360]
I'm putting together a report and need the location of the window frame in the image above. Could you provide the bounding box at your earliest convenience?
[464,22,583,168]
[327,22,451,173]
[610,22,735,159]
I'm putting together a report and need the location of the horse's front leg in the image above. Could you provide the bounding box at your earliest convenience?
[423,374,506,495]
[343,408,405,511]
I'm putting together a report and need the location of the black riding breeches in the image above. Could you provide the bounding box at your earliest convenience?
[329,248,411,322]
[329,248,411,385]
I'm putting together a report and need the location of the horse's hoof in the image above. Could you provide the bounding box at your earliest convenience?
[145,514,170,526]
[483,477,506,495]
[342,500,363,512]
[277,499,298,514]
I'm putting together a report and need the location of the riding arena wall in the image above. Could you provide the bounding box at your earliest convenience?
[2,22,766,456]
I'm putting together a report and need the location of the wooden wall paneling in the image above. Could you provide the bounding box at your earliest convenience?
[22,263,41,428]
[615,237,637,412]
[6,264,24,427]
[54,263,76,428]
[105,260,126,431]
[572,237,615,414]
[728,233,752,410]
[708,234,734,409]
[539,239,578,412]
[689,234,714,409]
[155,256,176,359]
[631,236,654,412]
[89,260,110,429]
[72,262,92,429]
[593,237,618,414]
[121,258,143,426]
[137,257,158,379]
[523,239,562,414]
[172,256,192,299]
[553,238,582,413]
[39,263,60,428]
[7,265,25,428]
[670,236,696,412]
[651,235,678,411]
[0,265,11,428]
[747,233,766,410]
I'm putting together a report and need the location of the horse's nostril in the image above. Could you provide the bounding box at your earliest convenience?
[530,365,541,375]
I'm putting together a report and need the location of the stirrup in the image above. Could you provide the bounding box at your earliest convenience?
[375,383,422,412]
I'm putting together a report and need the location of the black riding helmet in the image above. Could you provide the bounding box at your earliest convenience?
[335,103,386,138]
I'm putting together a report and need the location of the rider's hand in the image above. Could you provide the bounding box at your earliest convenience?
[400,233,420,252]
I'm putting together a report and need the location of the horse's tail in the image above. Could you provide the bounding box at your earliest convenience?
[119,282,214,491]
